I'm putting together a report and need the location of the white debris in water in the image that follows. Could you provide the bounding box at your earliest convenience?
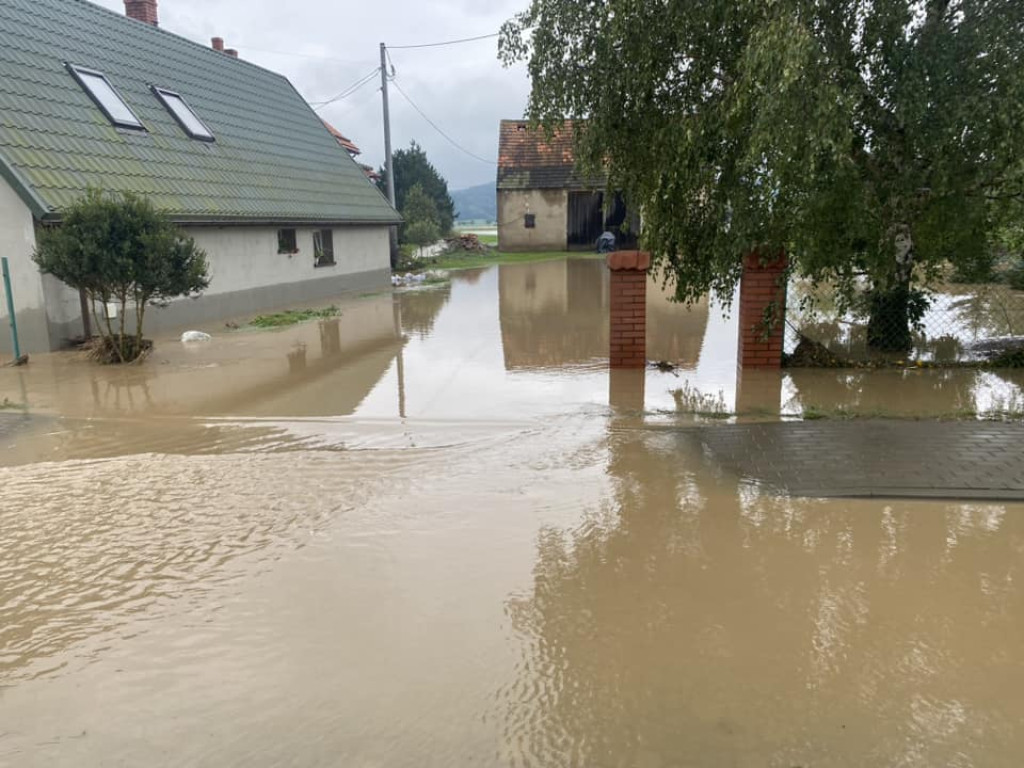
[392,273,425,287]
[392,271,446,287]
[181,331,212,343]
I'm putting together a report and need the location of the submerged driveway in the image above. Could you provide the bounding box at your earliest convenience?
[697,420,1024,500]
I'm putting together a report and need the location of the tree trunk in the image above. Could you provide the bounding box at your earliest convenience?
[117,291,128,362]
[867,224,915,352]
[866,283,914,351]
[79,290,92,339]
[99,294,123,364]
[135,298,146,359]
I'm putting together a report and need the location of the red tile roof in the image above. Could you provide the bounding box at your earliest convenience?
[497,119,604,190]
[322,120,362,156]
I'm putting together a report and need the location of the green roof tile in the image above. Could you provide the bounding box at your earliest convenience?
[0,0,399,224]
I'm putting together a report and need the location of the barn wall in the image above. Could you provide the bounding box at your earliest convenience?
[497,189,567,252]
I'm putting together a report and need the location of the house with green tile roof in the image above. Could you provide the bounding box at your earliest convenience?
[0,0,400,353]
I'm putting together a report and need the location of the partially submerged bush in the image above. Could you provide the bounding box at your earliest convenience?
[33,190,209,363]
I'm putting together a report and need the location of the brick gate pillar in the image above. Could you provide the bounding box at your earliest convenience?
[737,251,788,370]
[608,250,651,368]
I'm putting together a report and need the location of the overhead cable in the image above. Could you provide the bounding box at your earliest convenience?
[388,32,500,50]
[311,67,381,110]
[390,77,497,165]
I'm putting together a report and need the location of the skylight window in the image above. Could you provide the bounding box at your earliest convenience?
[67,64,144,130]
[152,87,215,141]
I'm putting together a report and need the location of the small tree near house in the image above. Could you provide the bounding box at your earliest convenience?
[401,183,442,258]
[380,141,456,240]
[33,190,209,363]
[405,220,442,259]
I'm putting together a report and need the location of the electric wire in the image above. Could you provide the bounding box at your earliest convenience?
[388,32,500,50]
[310,67,381,110]
[390,77,497,165]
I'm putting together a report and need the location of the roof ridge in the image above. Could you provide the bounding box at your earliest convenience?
[69,0,291,82]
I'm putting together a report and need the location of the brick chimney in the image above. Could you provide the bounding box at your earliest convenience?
[225,49,239,58]
[124,0,158,26]
[212,37,225,52]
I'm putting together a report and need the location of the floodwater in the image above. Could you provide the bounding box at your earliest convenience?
[2,257,1024,767]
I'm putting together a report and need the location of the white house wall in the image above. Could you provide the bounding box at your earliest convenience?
[190,225,388,297]
[0,178,63,355]
[139,224,391,335]
[1,211,392,351]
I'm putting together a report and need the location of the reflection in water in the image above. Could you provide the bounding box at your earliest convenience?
[785,366,1024,417]
[399,283,452,338]
[500,259,710,369]
[501,427,1024,767]
[500,259,610,368]
[319,317,342,356]
[4,259,1018,440]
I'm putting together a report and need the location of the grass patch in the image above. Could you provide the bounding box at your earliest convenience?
[671,383,731,419]
[0,397,25,411]
[794,404,1024,421]
[250,305,340,328]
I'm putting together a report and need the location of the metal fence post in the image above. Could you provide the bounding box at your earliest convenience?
[2,256,22,361]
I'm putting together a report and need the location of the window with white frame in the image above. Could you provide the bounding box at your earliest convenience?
[313,229,335,267]
[152,87,215,141]
[67,64,144,130]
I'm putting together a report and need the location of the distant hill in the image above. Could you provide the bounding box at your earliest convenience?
[451,182,496,223]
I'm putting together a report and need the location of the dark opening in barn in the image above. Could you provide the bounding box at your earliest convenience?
[567,192,638,251]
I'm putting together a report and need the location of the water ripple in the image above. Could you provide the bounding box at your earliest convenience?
[0,451,409,682]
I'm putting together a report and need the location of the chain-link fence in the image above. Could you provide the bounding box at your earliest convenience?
[786,275,1024,366]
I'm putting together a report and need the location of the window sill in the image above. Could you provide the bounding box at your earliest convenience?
[278,249,300,256]
[315,261,337,269]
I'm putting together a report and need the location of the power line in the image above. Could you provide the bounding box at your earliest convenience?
[310,67,381,110]
[329,83,382,117]
[238,45,370,64]
[311,67,381,106]
[390,77,497,165]
[388,32,500,50]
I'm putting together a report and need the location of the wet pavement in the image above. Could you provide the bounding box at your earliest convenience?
[698,420,1024,499]
[1,257,1024,767]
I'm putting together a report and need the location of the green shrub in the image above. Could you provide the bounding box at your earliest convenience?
[34,190,208,363]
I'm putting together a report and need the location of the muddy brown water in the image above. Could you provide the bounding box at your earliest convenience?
[1,258,1023,766]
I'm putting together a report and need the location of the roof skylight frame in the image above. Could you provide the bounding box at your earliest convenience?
[151,86,215,142]
[65,63,146,131]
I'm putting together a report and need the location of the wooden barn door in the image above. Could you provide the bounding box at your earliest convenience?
[567,191,604,249]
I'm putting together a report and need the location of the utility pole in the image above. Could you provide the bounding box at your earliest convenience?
[380,42,398,268]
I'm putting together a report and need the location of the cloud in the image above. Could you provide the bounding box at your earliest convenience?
[92,0,531,190]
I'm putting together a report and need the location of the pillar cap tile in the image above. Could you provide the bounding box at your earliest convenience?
[607,250,652,271]
[743,250,788,270]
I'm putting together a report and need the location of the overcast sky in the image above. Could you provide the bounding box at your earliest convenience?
[92,0,532,191]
